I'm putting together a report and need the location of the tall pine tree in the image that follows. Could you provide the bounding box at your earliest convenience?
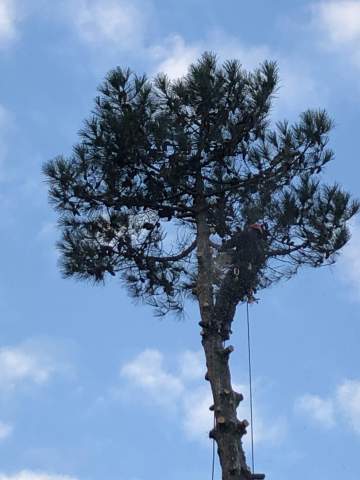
[44,53,359,480]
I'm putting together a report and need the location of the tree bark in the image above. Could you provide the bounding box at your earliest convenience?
[201,328,252,480]
[195,172,253,480]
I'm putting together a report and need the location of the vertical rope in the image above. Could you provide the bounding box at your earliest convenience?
[211,412,216,480]
[209,311,257,479]
[246,301,255,474]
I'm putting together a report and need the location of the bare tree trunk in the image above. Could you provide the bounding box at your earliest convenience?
[195,173,253,480]
[201,327,251,480]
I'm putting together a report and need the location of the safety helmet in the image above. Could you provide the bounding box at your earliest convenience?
[249,223,265,235]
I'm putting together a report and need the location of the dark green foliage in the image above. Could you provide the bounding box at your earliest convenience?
[44,52,359,315]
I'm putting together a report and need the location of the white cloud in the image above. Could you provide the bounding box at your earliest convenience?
[178,350,204,382]
[207,30,271,71]
[0,471,78,480]
[182,386,213,441]
[295,394,336,428]
[151,35,201,79]
[338,219,360,301]
[0,421,13,440]
[313,1,360,67]
[336,379,360,433]
[251,413,287,446]
[120,349,285,446]
[69,0,144,50]
[0,0,18,46]
[150,32,320,115]
[274,60,324,118]
[151,32,270,80]
[182,381,286,445]
[296,379,360,435]
[120,349,184,406]
[315,1,360,46]
[0,340,71,391]
[0,347,52,387]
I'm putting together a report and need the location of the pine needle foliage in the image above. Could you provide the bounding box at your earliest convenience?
[44,53,359,316]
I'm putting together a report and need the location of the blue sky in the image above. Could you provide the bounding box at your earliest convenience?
[0,1,360,479]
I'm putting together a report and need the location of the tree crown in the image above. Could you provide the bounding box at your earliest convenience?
[44,52,359,315]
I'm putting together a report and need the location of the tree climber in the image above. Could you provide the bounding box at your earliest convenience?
[213,223,269,339]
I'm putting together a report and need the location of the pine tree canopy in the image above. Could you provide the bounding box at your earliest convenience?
[44,52,359,315]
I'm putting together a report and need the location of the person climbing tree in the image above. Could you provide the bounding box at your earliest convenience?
[43,53,359,480]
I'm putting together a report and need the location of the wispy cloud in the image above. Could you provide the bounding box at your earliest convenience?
[336,379,360,434]
[0,471,78,480]
[312,1,360,67]
[150,35,201,79]
[67,0,145,50]
[181,385,213,441]
[119,349,285,446]
[54,3,321,115]
[295,379,360,435]
[150,32,321,116]
[295,394,336,428]
[150,32,270,79]
[120,349,184,406]
[178,350,204,382]
[0,0,19,46]
[181,381,286,446]
[0,339,72,391]
[314,1,360,46]
[0,346,53,388]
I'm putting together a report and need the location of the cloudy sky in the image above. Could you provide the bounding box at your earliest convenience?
[0,0,360,479]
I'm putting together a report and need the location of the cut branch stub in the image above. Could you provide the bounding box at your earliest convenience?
[221,388,232,396]
[220,345,235,358]
[236,419,249,436]
[232,391,244,407]
[216,415,226,425]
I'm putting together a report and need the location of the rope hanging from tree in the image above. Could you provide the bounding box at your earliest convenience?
[246,300,255,474]
[210,298,264,480]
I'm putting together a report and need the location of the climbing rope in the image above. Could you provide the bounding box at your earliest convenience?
[246,300,255,474]
[209,302,257,480]
[211,411,216,480]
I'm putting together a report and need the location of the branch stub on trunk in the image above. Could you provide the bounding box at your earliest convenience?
[233,391,244,406]
[217,415,226,424]
[220,345,235,358]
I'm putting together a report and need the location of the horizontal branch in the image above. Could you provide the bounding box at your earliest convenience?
[147,240,197,262]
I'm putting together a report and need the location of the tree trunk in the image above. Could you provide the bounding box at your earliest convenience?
[201,326,252,480]
[195,173,252,480]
